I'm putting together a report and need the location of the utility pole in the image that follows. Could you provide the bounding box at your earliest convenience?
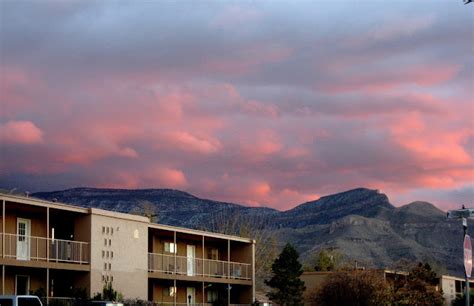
[448,207,474,306]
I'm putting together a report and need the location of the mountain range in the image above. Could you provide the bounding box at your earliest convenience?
[31,187,468,276]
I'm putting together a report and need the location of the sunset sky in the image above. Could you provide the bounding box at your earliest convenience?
[0,1,473,210]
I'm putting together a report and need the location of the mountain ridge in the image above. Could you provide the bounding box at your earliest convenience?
[30,187,467,276]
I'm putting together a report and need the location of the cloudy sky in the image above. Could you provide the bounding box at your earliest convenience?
[0,1,472,210]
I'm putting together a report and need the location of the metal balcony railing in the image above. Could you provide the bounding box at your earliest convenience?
[148,253,252,280]
[0,233,90,264]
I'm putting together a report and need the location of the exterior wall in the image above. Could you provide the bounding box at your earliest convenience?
[90,210,148,300]
[441,277,457,305]
[150,281,204,303]
[204,239,228,261]
[440,276,474,306]
[74,214,91,243]
[230,241,252,263]
[176,284,203,304]
[230,284,252,303]
[150,281,175,303]
[3,208,47,237]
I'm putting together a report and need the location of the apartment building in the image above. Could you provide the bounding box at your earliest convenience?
[0,193,255,304]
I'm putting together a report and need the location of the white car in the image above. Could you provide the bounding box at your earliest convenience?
[0,295,43,306]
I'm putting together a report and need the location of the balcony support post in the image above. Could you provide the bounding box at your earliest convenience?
[46,207,49,262]
[202,281,205,305]
[2,199,5,258]
[252,240,256,303]
[2,264,5,295]
[202,236,205,277]
[228,239,230,306]
[173,278,177,306]
[173,231,177,275]
[46,268,49,305]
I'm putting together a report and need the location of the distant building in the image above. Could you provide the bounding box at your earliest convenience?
[0,193,255,304]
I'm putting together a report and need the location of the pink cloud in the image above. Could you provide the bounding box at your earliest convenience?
[98,167,188,190]
[322,64,460,93]
[0,120,43,144]
[162,131,222,154]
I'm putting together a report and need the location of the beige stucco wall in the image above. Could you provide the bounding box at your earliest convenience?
[90,210,149,300]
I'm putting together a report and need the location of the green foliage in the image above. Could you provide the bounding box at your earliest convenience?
[30,287,47,297]
[309,270,392,306]
[265,243,306,306]
[392,262,444,306]
[122,299,149,306]
[92,281,123,302]
[409,262,439,285]
[309,262,445,306]
[313,249,342,272]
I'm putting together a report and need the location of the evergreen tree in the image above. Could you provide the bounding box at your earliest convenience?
[313,249,342,271]
[265,243,305,305]
[393,262,444,306]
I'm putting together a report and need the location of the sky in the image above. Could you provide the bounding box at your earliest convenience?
[0,1,473,211]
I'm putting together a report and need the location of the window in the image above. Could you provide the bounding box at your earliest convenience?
[111,251,114,259]
[18,297,42,306]
[102,250,105,258]
[164,286,176,297]
[106,251,109,258]
[164,242,176,254]
[104,239,107,246]
[209,248,219,260]
[0,299,13,306]
[106,227,109,235]
[207,290,218,302]
[102,226,105,234]
[108,263,111,270]
[111,228,114,235]
[104,263,107,270]
[18,223,26,242]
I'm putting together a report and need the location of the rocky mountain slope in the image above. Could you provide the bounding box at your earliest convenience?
[32,187,277,228]
[32,187,468,276]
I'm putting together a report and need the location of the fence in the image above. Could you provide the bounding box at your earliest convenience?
[148,253,251,280]
[1,233,90,264]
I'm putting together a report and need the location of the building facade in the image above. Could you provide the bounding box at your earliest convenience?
[0,193,255,304]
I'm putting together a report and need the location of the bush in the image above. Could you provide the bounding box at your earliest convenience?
[92,281,123,302]
[308,270,392,306]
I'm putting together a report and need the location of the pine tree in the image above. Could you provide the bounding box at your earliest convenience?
[265,243,306,305]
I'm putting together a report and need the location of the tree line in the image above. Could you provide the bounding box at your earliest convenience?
[264,243,452,306]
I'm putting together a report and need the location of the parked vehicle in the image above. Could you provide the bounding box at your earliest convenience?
[89,302,123,306]
[0,295,43,306]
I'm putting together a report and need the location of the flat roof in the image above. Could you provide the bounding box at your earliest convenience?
[0,193,254,243]
[148,222,254,243]
[0,193,90,214]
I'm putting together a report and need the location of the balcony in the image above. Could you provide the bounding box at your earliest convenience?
[0,233,89,264]
[148,253,251,281]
